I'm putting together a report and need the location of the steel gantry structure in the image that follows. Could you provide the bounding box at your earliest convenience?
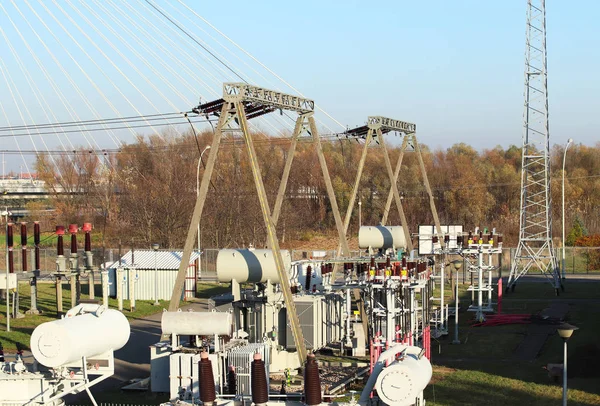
[507,0,561,294]
[333,115,446,273]
[169,83,354,365]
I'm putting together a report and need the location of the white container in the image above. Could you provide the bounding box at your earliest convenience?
[358,225,407,250]
[161,311,232,336]
[216,249,291,283]
[30,309,130,368]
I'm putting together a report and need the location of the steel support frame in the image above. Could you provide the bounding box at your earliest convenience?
[379,133,445,251]
[170,91,354,365]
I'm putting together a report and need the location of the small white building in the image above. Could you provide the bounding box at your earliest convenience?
[107,250,200,301]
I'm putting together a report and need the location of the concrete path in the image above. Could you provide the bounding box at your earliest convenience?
[512,301,569,361]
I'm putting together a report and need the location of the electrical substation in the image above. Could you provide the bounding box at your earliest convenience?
[0,83,507,406]
[0,0,575,405]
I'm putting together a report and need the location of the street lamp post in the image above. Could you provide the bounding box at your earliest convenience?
[562,139,573,281]
[152,243,159,305]
[451,259,462,344]
[557,323,578,406]
[196,145,211,279]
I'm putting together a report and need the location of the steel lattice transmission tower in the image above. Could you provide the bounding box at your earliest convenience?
[507,0,561,294]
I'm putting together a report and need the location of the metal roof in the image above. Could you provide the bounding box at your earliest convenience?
[107,249,200,270]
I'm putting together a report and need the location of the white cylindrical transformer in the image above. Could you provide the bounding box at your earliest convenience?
[358,225,407,250]
[30,309,130,368]
[216,249,292,283]
[374,352,432,406]
[161,311,232,336]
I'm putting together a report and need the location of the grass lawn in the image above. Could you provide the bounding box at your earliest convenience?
[0,280,229,352]
[426,280,600,405]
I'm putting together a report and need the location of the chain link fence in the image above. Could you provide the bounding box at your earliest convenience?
[0,246,598,280]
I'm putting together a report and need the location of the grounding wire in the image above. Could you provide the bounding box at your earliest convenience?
[137,0,296,139]
[0,113,188,133]
[94,0,212,107]
[118,0,223,98]
[174,0,347,132]
[143,0,247,83]
[1,118,212,139]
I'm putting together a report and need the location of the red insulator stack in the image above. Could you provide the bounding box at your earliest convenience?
[251,353,269,405]
[304,353,322,406]
[7,223,14,273]
[198,351,216,405]
[226,365,237,395]
[305,265,312,292]
[69,224,78,255]
[457,234,464,247]
[34,222,40,271]
[56,225,65,256]
[21,223,27,272]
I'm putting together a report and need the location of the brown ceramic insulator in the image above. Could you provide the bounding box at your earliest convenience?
[34,223,40,269]
[444,234,450,244]
[57,235,64,256]
[7,223,14,273]
[20,223,27,246]
[251,354,269,405]
[22,246,27,273]
[7,223,13,248]
[370,257,375,269]
[198,353,216,403]
[401,257,407,268]
[70,233,77,255]
[305,265,312,292]
[386,257,391,267]
[8,250,14,274]
[498,235,503,244]
[457,235,463,246]
[34,222,40,245]
[85,232,91,252]
[226,366,237,395]
[432,235,438,243]
[290,285,298,294]
[304,354,322,406]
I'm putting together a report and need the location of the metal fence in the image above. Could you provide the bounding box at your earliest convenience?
[1,246,598,279]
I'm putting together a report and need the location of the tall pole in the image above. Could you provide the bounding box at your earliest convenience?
[562,339,568,405]
[153,243,159,305]
[4,209,9,332]
[197,146,211,258]
[562,138,573,280]
[452,268,460,344]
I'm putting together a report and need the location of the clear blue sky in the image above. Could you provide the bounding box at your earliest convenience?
[0,0,598,173]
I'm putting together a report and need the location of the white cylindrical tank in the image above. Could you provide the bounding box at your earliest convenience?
[216,249,292,283]
[374,352,432,406]
[358,225,407,250]
[30,309,130,368]
[161,311,232,336]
